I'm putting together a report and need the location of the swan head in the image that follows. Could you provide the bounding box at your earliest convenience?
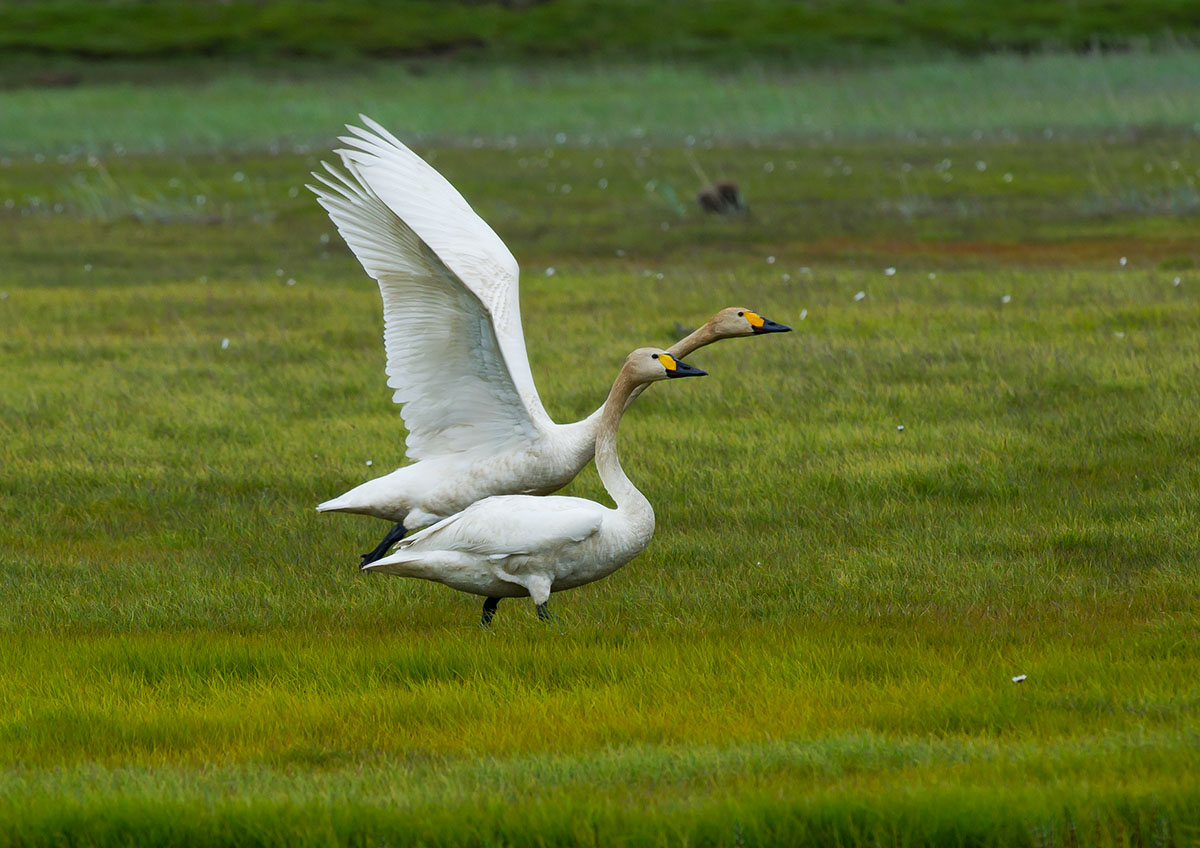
[710,306,792,337]
[626,347,707,384]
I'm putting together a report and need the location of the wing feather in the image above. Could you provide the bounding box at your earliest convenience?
[333,116,548,422]
[309,163,539,461]
[401,496,605,558]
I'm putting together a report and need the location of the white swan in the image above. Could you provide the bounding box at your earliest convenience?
[308,116,791,564]
[365,347,708,623]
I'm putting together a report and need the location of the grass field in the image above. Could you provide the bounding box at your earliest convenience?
[2,50,1200,846]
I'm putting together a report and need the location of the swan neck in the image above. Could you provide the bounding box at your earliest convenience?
[667,321,721,359]
[596,369,649,514]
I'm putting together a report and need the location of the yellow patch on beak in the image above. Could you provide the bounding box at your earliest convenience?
[745,311,765,328]
[658,353,678,372]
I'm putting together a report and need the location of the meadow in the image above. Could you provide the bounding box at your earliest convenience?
[2,52,1200,846]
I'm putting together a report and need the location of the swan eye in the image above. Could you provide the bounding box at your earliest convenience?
[737,311,744,317]
[651,353,659,359]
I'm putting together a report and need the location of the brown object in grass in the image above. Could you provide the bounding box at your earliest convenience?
[697,181,745,215]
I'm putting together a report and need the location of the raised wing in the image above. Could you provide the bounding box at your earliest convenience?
[401,495,605,558]
[335,116,548,423]
[309,162,540,461]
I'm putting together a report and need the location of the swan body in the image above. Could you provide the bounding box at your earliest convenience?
[309,116,790,559]
[366,348,706,620]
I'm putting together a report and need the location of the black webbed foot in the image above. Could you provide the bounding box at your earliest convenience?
[536,602,551,622]
[360,522,408,568]
[481,597,501,627]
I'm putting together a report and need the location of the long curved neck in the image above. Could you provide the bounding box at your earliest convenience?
[623,321,720,409]
[595,368,651,515]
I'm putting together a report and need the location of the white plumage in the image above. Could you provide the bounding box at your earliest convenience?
[365,348,707,622]
[308,116,791,563]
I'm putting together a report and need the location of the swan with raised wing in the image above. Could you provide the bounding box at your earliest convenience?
[308,117,790,565]
[365,347,707,624]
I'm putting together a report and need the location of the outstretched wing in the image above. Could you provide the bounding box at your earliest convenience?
[400,495,605,558]
[334,116,548,422]
[309,162,540,461]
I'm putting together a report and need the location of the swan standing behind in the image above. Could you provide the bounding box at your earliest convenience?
[308,116,791,564]
[366,348,707,623]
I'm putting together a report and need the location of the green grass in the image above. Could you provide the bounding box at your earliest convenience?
[2,52,1200,845]
[5,0,1200,68]
[4,52,1200,157]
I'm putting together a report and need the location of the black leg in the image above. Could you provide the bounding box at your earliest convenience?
[481,597,501,627]
[360,522,408,567]
[536,602,551,622]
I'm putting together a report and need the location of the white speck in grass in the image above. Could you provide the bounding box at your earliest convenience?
[233,171,245,182]
[275,268,284,277]
[220,338,230,349]
[1043,128,1054,139]
[655,272,664,280]
[644,180,657,192]
[1113,331,1125,338]
[782,273,791,282]
[763,162,775,173]
[766,255,776,265]
[0,292,7,300]
[897,425,905,432]
[799,309,807,320]
[884,266,896,276]
[560,184,571,194]
[286,278,296,286]
[544,267,556,276]
[928,272,937,280]
[615,249,626,257]
[555,132,567,144]
[83,264,92,272]
[901,162,913,172]
[472,138,484,149]
[1119,256,1127,266]
[1172,160,1181,170]
[195,194,206,206]
[854,291,866,301]
[597,178,608,189]
[33,153,44,164]
[319,233,330,244]
[799,266,811,274]
[976,160,987,171]
[941,173,953,182]
[685,135,696,146]
[365,460,373,467]
[3,199,12,209]
[593,158,604,168]
[841,165,852,175]
[288,186,299,198]
[786,160,796,170]
[1003,172,1014,183]
[1012,674,1027,683]
[660,221,670,231]
[1001,294,1012,304]
[1173,277,1181,286]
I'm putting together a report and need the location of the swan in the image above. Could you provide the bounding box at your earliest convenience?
[308,116,791,565]
[365,347,708,623]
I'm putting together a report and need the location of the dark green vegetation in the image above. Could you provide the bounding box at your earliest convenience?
[4,0,1200,75]
[3,50,1200,846]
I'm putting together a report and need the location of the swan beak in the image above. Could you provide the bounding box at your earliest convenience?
[753,316,792,334]
[665,358,707,378]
